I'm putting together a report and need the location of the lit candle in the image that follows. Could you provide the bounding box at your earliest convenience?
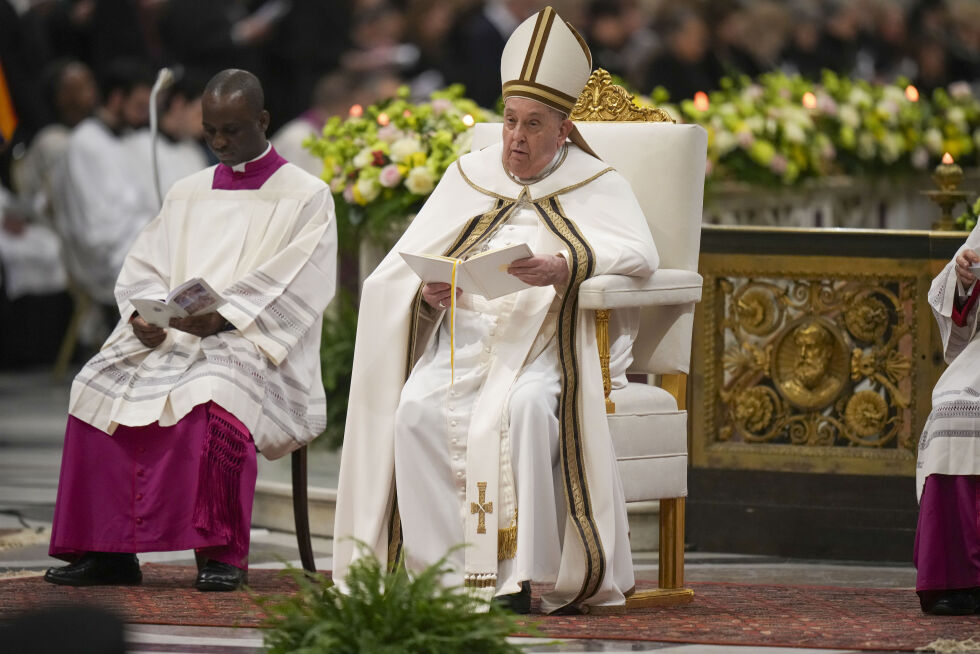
[377,112,390,126]
[693,91,709,112]
[802,92,816,110]
[349,104,363,118]
[905,85,919,102]
[462,114,475,127]
[933,152,963,191]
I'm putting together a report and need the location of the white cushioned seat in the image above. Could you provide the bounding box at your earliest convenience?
[608,383,688,502]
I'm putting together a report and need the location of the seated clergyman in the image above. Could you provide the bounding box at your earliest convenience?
[44,69,337,591]
[333,6,659,614]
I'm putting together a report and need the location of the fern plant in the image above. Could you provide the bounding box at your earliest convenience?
[255,547,531,653]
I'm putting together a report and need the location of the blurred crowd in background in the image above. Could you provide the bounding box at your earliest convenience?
[3,0,980,150]
[0,0,978,369]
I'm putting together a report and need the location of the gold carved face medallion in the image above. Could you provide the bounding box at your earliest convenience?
[772,318,849,410]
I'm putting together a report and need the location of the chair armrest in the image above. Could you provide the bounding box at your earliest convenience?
[578,269,703,309]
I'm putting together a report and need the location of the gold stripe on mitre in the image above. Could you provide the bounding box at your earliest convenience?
[502,81,577,113]
[520,7,554,81]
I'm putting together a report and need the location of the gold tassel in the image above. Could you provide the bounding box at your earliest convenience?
[497,510,518,560]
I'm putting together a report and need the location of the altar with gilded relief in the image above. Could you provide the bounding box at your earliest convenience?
[687,226,963,561]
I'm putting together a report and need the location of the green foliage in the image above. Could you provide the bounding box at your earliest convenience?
[318,289,359,450]
[256,548,530,654]
[956,195,980,232]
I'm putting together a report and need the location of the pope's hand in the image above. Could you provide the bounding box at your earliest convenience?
[130,315,167,348]
[955,249,980,287]
[169,312,227,338]
[422,283,462,310]
[508,254,569,287]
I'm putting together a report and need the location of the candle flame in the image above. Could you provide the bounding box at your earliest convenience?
[377,112,390,126]
[905,85,919,102]
[462,113,475,127]
[802,92,817,109]
[943,152,954,164]
[349,104,363,118]
[693,91,709,112]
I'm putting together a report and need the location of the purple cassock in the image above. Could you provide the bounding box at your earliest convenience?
[49,402,257,568]
[49,149,292,569]
[914,474,980,606]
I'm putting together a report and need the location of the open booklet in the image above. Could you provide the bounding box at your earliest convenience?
[399,242,534,300]
[130,277,224,329]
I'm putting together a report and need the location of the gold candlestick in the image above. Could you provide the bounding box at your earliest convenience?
[923,152,969,230]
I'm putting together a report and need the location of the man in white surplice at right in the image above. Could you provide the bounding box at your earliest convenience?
[916,230,980,615]
[334,6,658,614]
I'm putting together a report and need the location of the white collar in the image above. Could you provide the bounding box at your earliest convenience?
[231,142,271,172]
[458,142,610,202]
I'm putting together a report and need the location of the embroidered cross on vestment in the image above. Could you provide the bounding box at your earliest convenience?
[470,481,493,534]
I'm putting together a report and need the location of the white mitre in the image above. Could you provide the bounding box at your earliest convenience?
[499,5,599,158]
[500,5,591,112]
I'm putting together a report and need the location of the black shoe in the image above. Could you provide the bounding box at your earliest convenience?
[927,589,978,615]
[195,560,247,591]
[493,581,531,614]
[44,553,142,587]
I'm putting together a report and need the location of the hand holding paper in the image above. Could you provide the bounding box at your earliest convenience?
[507,253,569,287]
[422,283,462,309]
[130,277,224,329]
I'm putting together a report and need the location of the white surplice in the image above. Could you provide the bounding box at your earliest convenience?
[335,141,658,612]
[14,123,70,227]
[52,117,158,304]
[918,225,980,499]
[0,183,67,299]
[68,159,337,459]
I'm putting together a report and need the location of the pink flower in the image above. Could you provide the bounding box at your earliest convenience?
[343,184,356,204]
[379,164,402,188]
[950,81,972,101]
[377,125,402,143]
[816,93,838,117]
[769,154,788,175]
[737,131,755,148]
[432,98,453,115]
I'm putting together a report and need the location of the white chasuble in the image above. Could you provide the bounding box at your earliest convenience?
[67,162,337,459]
[334,142,659,612]
[918,225,980,499]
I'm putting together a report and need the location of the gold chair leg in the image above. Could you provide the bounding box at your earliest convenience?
[623,497,694,609]
[595,309,615,413]
[53,290,91,381]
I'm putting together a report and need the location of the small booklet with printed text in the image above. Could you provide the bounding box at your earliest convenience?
[399,242,534,300]
[130,278,224,328]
